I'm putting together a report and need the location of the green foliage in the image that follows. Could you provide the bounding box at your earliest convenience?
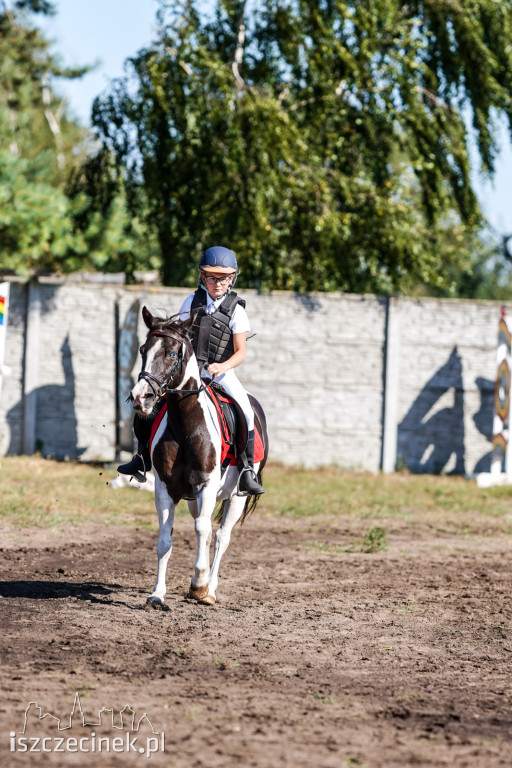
[3,0,512,291]
[92,0,512,292]
[0,2,155,276]
[0,139,74,272]
[424,235,512,301]
[64,149,160,277]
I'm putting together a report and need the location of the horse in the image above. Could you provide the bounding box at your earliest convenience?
[129,306,269,609]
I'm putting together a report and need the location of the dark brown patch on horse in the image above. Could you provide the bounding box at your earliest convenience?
[152,380,217,502]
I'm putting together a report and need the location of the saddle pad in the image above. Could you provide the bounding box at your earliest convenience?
[149,393,264,467]
[206,387,264,466]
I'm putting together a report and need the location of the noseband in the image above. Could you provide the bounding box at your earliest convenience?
[137,330,186,398]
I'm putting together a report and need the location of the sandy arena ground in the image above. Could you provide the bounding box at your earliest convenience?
[0,511,511,767]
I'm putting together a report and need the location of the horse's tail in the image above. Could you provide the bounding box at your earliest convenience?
[240,468,264,523]
[213,469,264,525]
[240,395,268,523]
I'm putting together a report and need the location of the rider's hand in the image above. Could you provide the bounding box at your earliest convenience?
[208,362,229,378]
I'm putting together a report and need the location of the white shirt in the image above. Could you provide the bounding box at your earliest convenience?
[178,290,251,335]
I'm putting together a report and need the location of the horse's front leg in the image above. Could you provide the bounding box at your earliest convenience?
[188,483,217,604]
[146,478,175,611]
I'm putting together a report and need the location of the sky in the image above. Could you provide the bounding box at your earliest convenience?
[40,0,512,238]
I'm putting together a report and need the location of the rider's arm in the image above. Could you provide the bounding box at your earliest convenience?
[208,333,246,377]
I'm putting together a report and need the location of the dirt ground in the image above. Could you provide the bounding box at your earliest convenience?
[0,509,511,768]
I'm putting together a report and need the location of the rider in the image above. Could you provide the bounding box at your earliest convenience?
[117,245,265,496]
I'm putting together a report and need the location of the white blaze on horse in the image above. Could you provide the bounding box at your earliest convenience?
[130,306,268,609]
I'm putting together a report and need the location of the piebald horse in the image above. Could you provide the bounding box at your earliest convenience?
[130,306,268,609]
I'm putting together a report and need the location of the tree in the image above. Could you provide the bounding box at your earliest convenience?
[0,0,156,276]
[0,0,84,272]
[92,0,512,292]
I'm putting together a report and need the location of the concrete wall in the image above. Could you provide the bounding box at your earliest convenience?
[0,277,503,474]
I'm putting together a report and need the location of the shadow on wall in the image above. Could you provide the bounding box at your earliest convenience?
[472,376,494,473]
[397,347,466,474]
[6,334,85,459]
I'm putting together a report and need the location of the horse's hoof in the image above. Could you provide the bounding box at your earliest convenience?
[145,596,169,611]
[188,583,209,600]
[198,594,216,606]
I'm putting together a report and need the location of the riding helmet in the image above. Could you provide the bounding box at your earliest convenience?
[199,246,238,273]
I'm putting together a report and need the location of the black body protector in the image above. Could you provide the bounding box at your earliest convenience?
[190,288,246,373]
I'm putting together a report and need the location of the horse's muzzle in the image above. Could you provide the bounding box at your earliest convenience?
[131,391,155,416]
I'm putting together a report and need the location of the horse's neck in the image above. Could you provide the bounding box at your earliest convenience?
[179,354,202,392]
[166,355,212,433]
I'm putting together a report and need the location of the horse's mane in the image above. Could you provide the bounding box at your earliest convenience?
[151,313,193,341]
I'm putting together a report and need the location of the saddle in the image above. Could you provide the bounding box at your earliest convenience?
[148,382,264,472]
[205,381,249,469]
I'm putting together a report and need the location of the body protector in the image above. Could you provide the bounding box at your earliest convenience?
[190,289,246,371]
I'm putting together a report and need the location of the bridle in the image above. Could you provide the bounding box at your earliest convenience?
[137,330,186,398]
[137,329,207,400]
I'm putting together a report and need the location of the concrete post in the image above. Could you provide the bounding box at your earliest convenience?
[22,280,40,455]
[381,295,400,473]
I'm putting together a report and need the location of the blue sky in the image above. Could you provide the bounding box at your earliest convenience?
[41,0,512,237]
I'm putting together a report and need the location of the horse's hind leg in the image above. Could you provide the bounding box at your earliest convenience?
[188,484,217,603]
[146,479,175,610]
[207,495,247,604]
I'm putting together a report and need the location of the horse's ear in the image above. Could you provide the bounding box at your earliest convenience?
[179,314,196,333]
[142,306,154,330]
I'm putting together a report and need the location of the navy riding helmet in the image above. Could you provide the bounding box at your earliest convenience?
[199,246,238,272]
[198,246,239,291]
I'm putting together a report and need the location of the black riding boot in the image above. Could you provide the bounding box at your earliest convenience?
[117,443,151,483]
[238,433,265,496]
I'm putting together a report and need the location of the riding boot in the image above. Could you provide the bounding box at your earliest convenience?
[117,443,151,483]
[238,432,265,496]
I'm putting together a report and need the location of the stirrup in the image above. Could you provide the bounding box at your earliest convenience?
[117,453,147,484]
[237,467,265,496]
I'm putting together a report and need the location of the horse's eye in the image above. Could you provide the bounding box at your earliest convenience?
[167,350,177,359]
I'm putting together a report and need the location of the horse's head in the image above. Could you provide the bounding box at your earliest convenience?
[130,306,195,415]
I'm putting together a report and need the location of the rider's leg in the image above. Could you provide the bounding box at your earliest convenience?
[117,413,153,482]
[214,371,265,496]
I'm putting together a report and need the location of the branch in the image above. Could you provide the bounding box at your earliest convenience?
[289,79,347,112]
[42,75,65,171]
[416,85,450,111]
[503,234,512,263]
[231,1,247,91]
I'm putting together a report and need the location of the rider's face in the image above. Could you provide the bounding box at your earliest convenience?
[201,271,235,299]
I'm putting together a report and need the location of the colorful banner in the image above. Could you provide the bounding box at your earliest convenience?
[491,305,512,479]
[0,282,10,403]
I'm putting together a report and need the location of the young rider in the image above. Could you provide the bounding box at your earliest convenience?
[117,245,265,496]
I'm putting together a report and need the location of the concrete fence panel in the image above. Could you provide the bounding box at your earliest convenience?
[0,277,503,475]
